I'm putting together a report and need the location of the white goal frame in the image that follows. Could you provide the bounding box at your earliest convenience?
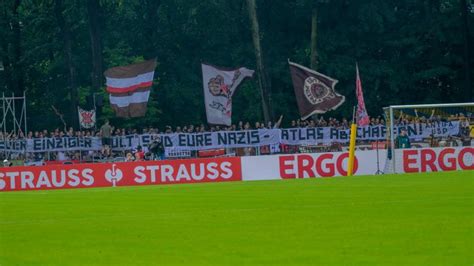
[384,102,474,173]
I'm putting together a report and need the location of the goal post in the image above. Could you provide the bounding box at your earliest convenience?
[383,102,474,174]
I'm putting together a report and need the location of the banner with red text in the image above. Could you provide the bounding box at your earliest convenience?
[397,147,473,173]
[241,150,388,180]
[1,147,471,192]
[240,147,472,181]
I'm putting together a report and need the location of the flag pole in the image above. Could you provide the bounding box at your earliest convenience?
[347,106,357,176]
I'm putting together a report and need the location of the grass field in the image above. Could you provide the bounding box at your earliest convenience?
[0,171,473,265]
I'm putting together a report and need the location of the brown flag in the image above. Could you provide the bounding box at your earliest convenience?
[289,60,345,120]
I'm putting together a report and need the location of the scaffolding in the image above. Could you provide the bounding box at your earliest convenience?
[1,92,27,137]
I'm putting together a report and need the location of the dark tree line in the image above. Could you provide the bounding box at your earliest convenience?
[1,0,472,131]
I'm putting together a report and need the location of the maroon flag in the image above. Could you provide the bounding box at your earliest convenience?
[104,59,157,118]
[289,61,345,119]
[355,63,370,126]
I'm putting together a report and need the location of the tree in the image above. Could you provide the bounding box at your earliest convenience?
[0,0,471,131]
[0,1,13,93]
[310,1,319,69]
[460,0,472,100]
[246,0,272,123]
[87,0,104,92]
[12,0,23,95]
[0,0,24,95]
[54,0,78,127]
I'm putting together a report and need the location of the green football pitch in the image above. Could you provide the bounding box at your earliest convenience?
[1,171,473,265]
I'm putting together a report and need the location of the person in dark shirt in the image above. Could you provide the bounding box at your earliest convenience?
[460,119,471,146]
[100,120,113,147]
[395,128,411,149]
[149,137,165,160]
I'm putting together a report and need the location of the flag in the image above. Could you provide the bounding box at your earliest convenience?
[288,60,345,120]
[355,63,370,126]
[78,107,96,129]
[104,59,157,118]
[202,63,254,126]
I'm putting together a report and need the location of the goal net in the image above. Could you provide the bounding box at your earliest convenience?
[383,103,473,174]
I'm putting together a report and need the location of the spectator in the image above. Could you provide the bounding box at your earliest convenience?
[244,122,251,130]
[101,145,112,159]
[149,137,165,160]
[274,115,283,129]
[135,146,145,161]
[395,128,411,149]
[100,120,113,147]
[125,152,135,162]
[238,121,244,130]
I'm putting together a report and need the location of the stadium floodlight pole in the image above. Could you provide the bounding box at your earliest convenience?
[347,106,357,176]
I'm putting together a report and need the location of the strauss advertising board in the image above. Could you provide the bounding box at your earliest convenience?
[0,157,241,192]
[0,147,472,192]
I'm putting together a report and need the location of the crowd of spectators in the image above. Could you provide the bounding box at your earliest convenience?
[0,112,472,165]
[0,114,385,141]
[3,110,471,142]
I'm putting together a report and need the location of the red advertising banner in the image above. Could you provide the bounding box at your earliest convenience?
[0,157,242,192]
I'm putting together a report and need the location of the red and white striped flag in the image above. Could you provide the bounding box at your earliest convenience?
[104,59,157,118]
[355,63,370,126]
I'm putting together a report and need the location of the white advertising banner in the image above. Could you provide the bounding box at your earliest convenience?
[241,147,473,181]
[241,150,388,180]
[393,146,473,173]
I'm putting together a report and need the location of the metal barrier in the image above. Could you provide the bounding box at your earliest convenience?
[165,148,192,159]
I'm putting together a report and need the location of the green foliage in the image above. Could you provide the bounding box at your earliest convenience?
[0,0,472,131]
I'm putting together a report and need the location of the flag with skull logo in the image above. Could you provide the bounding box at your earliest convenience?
[202,63,254,126]
[289,60,345,120]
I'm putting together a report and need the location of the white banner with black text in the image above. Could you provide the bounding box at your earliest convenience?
[0,121,460,153]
